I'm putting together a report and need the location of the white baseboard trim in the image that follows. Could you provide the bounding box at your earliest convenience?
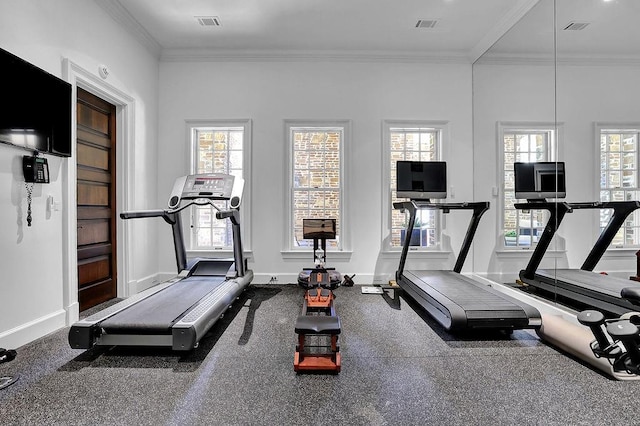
[0,309,67,350]
[251,273,384,285]
[130,272,176,294]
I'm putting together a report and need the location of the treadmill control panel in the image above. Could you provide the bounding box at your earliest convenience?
[168,173,244,209]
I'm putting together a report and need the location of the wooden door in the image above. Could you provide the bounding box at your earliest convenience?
[76,88,117,311]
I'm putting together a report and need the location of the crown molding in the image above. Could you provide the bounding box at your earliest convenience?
[475,52,640,67]
[94,0,161,58]
[159,48,472,64]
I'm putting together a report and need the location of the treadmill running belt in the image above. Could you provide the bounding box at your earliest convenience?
[537,269,635,298]
[402,270,538,330]
[101,277,225,333]
[406,270,521,310]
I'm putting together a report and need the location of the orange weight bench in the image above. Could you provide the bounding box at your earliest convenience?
[294,308,342,373]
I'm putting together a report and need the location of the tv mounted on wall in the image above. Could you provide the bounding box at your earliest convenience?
[396,161,447,200]
[514,161,566,200]
[0,47,72,157]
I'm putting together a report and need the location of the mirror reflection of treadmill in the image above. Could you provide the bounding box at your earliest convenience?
[394,161,541,331]
[514,162,640,316]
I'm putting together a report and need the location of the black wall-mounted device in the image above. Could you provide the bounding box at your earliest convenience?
[23,155,50,183]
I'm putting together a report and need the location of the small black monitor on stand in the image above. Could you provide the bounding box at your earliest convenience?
[396,161,447,200]
[514,161,566,201]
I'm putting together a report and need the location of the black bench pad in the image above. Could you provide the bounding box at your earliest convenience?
[295,315,341,335]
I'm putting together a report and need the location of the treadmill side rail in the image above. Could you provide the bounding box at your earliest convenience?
[172,273,252,351]
[68,278,180,349]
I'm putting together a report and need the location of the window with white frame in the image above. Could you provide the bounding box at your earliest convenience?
[599,127,640,247]
[384,121,445,250]
[188,120,251,251]
[287,121,347,250]
[501,126,556,249]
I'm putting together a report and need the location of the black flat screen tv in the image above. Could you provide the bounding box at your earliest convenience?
[396,161,447,200]
[0,47,72,157]
[514,161,566,200]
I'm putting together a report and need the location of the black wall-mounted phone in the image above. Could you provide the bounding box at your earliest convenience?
[23,154,50,183]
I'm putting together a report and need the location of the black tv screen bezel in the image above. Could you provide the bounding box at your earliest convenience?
[514,161,566,200]
[0,47,72,158]
[396,160,447,200]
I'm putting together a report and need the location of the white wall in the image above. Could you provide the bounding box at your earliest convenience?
[0,0,159,349]
[158,60,474,283]
[473,61,640,279]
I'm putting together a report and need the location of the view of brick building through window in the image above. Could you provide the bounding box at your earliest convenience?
[502,130,551,249]
[192,127,244,249]
[389,127,439,248]
[292,129,341,248]
[600,129,640,246]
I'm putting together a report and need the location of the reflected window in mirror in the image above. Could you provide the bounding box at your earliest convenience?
[599,127,640,247]
[500,124,558,249]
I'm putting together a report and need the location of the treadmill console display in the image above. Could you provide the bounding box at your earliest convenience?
[514,162,566,200]
[396,161,447,200]
[182,174,235,200]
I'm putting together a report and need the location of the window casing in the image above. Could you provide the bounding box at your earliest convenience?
[187,120,251,252]
[286,121,348,251]
[383,121,447,251]
[599,127,640,247]
[500,125,557,250]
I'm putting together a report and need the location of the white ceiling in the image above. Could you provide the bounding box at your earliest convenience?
[96,0,640,63]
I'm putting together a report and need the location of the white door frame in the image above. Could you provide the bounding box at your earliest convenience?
[62,59,135,324]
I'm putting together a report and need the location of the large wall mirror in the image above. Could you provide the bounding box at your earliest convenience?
[472,0,640,310]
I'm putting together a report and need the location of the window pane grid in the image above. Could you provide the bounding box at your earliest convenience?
[192,127,244,250]
[600,130,640,246]
[292,129,341,248]
[389,127,440,249]
[503,131,551,248]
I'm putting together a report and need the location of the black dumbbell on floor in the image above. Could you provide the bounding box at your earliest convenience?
[0,348,17,364]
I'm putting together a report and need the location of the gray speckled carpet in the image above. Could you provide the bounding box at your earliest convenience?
[1,285,639,425]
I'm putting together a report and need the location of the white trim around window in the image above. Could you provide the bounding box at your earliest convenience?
[496,121,563,255]
[185,119,253,257]
[381,119,450,255]
[282,120,352,261]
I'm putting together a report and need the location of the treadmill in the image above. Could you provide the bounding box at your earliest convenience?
[69,173,253,351]
[514,162,640,317]
[394,161,541,332]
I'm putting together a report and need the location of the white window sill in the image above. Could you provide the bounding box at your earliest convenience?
[379,249,453,260]
[187,249,253,261]
[281,250,353,261]
[602,247,640,259]
[495,248,565,258]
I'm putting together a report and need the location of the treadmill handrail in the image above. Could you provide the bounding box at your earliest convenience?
[120,175,248,277]
[393,200,490,279]
[514,200,640,277]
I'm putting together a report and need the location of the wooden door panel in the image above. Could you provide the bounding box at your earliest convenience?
[77,143,109,170]
[77,243,112,261]
[78,256,111,287]
[77,88,117,311]
[77,182,109,206]
[77,128,111,148]
[77,102,109,134]
[77,168,111,184]
[78,279,115,308]
[77,220,110,246]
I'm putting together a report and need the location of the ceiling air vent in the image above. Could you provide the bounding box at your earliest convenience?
[415,19,438,29]
[196,16,221,27]
[563,22,589,31]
